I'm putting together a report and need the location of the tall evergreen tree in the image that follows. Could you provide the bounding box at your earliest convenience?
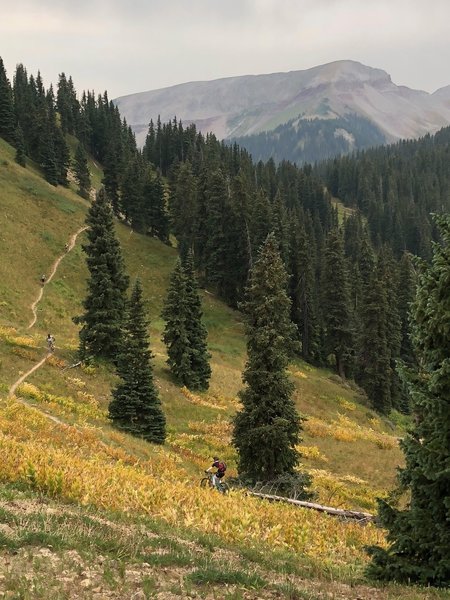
[39,117,58,186]
[356,259,392,413]
[367,215,450,587]
[53,125,70,186]
[102,144,122,214]
[322,228,353,378]
[73,142,91,199]
[161,259,192,385]
[396,252,418,413]
[74,188,129,361]
[170,161,197,258]
[121,155,144,229]
[204,169,227,288]
[379,246,402,410]
[146,174,170,243]
[14,124,26,167]
[183,250,211,390]
[232,234,304,482]
[109,279,166,443]
[0,57,15,144]
[398,252,417,366]
[288,216,319,362]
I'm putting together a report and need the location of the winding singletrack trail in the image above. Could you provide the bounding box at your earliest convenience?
[28,227,87,329]
[7,226,87,425]
[8,354,49,398]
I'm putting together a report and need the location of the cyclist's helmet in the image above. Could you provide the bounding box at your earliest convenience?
[213,456,219,461]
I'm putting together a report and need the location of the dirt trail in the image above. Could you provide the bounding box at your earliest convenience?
[7,355,63,425]
[8,352,65,425]
[8,354,49,397]
[7,226,87,425]
[28,227,87,329]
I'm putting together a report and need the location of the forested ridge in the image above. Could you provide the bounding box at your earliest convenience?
[231,113,386,165]
[320,128,450,259]
[1,56,449,416]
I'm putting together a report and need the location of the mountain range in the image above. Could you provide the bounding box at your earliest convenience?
[114,60,450,163]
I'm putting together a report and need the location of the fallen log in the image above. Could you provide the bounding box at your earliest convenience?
[248,491,375,522]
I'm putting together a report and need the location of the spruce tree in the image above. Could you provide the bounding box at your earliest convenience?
[73,142,91,199]
[0,57,15,144]
[379,246,402,410]
[14,124,26,167]
[39,117,58,186]
[161,259,192,385]
[170,161,197,258]
[121,157,144,230]
[102,144,122,214]
[74,188,129,361]
[397,252,417,413]
[204,169,227,288]
[398,252,417,366]
[322,228,353,378]
[53,125,70,186]
[232,234,304,483]
[288,216,319,362]
[356,259,391,413]
[109,279,166,443]
[367,215,450,586]
[146,174,170,243]
[184,250,211,390]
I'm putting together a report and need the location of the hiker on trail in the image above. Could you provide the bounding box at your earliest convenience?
[46,334,55,352]
[40,274,46,284]
[205,456,227,489]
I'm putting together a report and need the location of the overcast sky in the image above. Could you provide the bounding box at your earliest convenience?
[1,0,449,99]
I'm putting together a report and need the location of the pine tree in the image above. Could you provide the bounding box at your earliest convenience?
[14,124,26,167]
[204,169,227,288]
[184,250,211,390]
[398,252,417,366]
[146,174,169,243]
[322,228,353,378]
[121,157,144,230]
[73,142,91,199]
[74,188,129,361]
[39,117,58,186]
[288,216,319,362]
[161,259,192,385]
[0,57,15,144]
[356,259,391,413]
[109,279,166,443]
[53,125,70,186]
[232,234,304,483]
[102,144,122,214]
[367,215,450,587]
[397,252,417,413]
[170,161,197,258]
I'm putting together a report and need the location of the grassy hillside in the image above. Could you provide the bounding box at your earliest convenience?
[0,139,443,599]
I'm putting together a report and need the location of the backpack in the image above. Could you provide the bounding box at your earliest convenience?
[217,461,227,473]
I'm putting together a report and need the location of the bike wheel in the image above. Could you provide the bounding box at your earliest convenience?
[219,482,229,494]
[200,477,210,488]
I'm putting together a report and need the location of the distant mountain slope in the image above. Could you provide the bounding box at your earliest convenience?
[114,60,450,162]
[231,113,387,164]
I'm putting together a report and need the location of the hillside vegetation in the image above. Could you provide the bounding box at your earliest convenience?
[0,138,444,599]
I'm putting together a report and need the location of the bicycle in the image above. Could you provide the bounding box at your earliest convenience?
[200,472,229,494]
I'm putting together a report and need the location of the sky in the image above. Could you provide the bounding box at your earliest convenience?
[1,0,449,99]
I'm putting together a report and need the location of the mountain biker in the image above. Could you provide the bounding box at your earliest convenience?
[205,456,227,490]
[46,334,55,352]
[40,274,46,284]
